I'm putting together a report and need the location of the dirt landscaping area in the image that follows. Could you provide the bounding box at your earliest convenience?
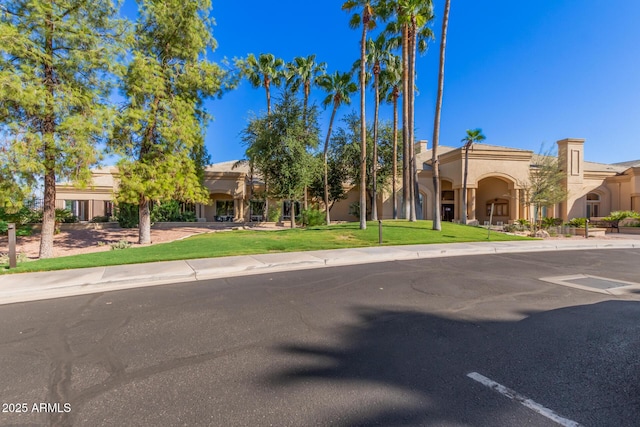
[0,226,216,259]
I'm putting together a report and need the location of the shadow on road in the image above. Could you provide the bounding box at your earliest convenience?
[267,300,640,426]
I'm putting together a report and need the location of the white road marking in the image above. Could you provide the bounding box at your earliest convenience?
[467,372,582,427]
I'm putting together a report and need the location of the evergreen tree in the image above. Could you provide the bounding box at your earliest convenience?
[110,0,226,244]
[0,0,125,258]
[241,91,320,228]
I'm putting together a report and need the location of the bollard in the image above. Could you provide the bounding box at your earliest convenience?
[585,219,589,239]
[378,220,382,245]
[8,223,17,268]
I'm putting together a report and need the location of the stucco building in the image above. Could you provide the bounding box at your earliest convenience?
[56,138,640,224]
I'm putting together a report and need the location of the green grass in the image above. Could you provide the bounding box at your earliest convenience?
[1,220,532,274]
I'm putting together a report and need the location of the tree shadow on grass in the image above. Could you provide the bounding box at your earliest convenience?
[266,301,640,426]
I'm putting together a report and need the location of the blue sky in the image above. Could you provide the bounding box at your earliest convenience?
[127,1,640,165]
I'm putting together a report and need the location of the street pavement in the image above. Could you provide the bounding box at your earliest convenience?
[1,236,640,305]
[1,248,640,426]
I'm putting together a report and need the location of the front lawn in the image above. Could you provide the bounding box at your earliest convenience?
[1,220,532,273]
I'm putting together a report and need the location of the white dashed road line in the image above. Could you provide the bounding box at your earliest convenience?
[467,372,582,427]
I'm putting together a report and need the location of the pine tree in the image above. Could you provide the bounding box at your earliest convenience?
[111,0,226,244]
[0,0,125,258]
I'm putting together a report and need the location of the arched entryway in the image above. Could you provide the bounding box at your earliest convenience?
[476,176,520,225]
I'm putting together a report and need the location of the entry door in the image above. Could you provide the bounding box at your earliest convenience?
[441,204,454,222]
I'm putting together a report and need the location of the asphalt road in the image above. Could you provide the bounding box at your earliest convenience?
[1,249,639,426]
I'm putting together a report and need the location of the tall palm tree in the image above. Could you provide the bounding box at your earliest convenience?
[286,54,326,127]
[286,55,326,210]
[382,0,433,221]
[380,53,402,219]
[236,53,285,218]
[343,0,377,230]
[318,71,357,225]
[432,0,451,231]
[238,53,285,114]
[461,128,485,225]
[361,33,390,220]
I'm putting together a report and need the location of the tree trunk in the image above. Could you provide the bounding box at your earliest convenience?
[409,19,417,222]
[432,0,451,231]
[392,90,399,220]
[39,12,56,259]
[462,144,470,224]
[359,22,368,230]
[39,166,56,259]
[290,198,296,229]
[139,198,151,244]
[372,66,380,221]
[324,104,338,226]
[401,23,410,220]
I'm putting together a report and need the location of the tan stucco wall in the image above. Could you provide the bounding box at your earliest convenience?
[55,139,639,224]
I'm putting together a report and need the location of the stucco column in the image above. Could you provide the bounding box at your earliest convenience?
[454,189,460,221]
[469,188,477,221]
[234,197,244,221]
[510,188,519,222]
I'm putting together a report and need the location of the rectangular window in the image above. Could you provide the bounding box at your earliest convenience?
[215,200,234,220]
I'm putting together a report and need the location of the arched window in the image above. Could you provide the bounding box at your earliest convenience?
[586,193,600,218]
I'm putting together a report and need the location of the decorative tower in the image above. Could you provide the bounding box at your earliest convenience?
[557,138,585,220]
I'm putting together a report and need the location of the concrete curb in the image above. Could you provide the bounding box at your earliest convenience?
[1,239,639,305]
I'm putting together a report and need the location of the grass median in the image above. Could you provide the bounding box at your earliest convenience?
[1,220,532,273]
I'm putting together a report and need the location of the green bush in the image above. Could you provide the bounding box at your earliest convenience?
[91,215,111,223]
[151,200,196,222]
[0,220,7,234]
[110,240,132,250]
[55,209,78,224]
[516,218,531,227]
[115,203,139,228]
[0,206,35,225]
[567,217,587,228]
[301,207,325,227]
[541,217,563,229]
[603,210,640,222]
[267,205,281,222]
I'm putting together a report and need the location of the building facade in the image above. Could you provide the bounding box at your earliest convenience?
[56,138,640,224]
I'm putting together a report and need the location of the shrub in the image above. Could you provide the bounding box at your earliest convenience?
[0,206,36,225]
[151,200,196,222]
[301,207,325,227]
[603,210,640,222]
[541,217,563,229]
[110,240,132,250]
[0,220,7,234]
[114,203,139,228]
[567,217,587,228]
[267,205,281,222]
[91,215,111,223]
[55,209,78,224]
[0,251,29,266]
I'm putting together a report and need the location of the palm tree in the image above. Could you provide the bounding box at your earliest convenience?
[237,53,285,217]
[286,55,326,210]
[286,54,326,127]
[343,0,377,230]
[238,53,285,114]
[461,128,486,225]
[379,53,402,219]
[318,71,357,225]
[382,0,434,221]
[361,33,390,220]
[432,0,451,231]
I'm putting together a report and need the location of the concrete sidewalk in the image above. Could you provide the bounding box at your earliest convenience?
[1,238,639,306]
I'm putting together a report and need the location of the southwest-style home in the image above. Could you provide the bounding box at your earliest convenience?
[56,138,640,224]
